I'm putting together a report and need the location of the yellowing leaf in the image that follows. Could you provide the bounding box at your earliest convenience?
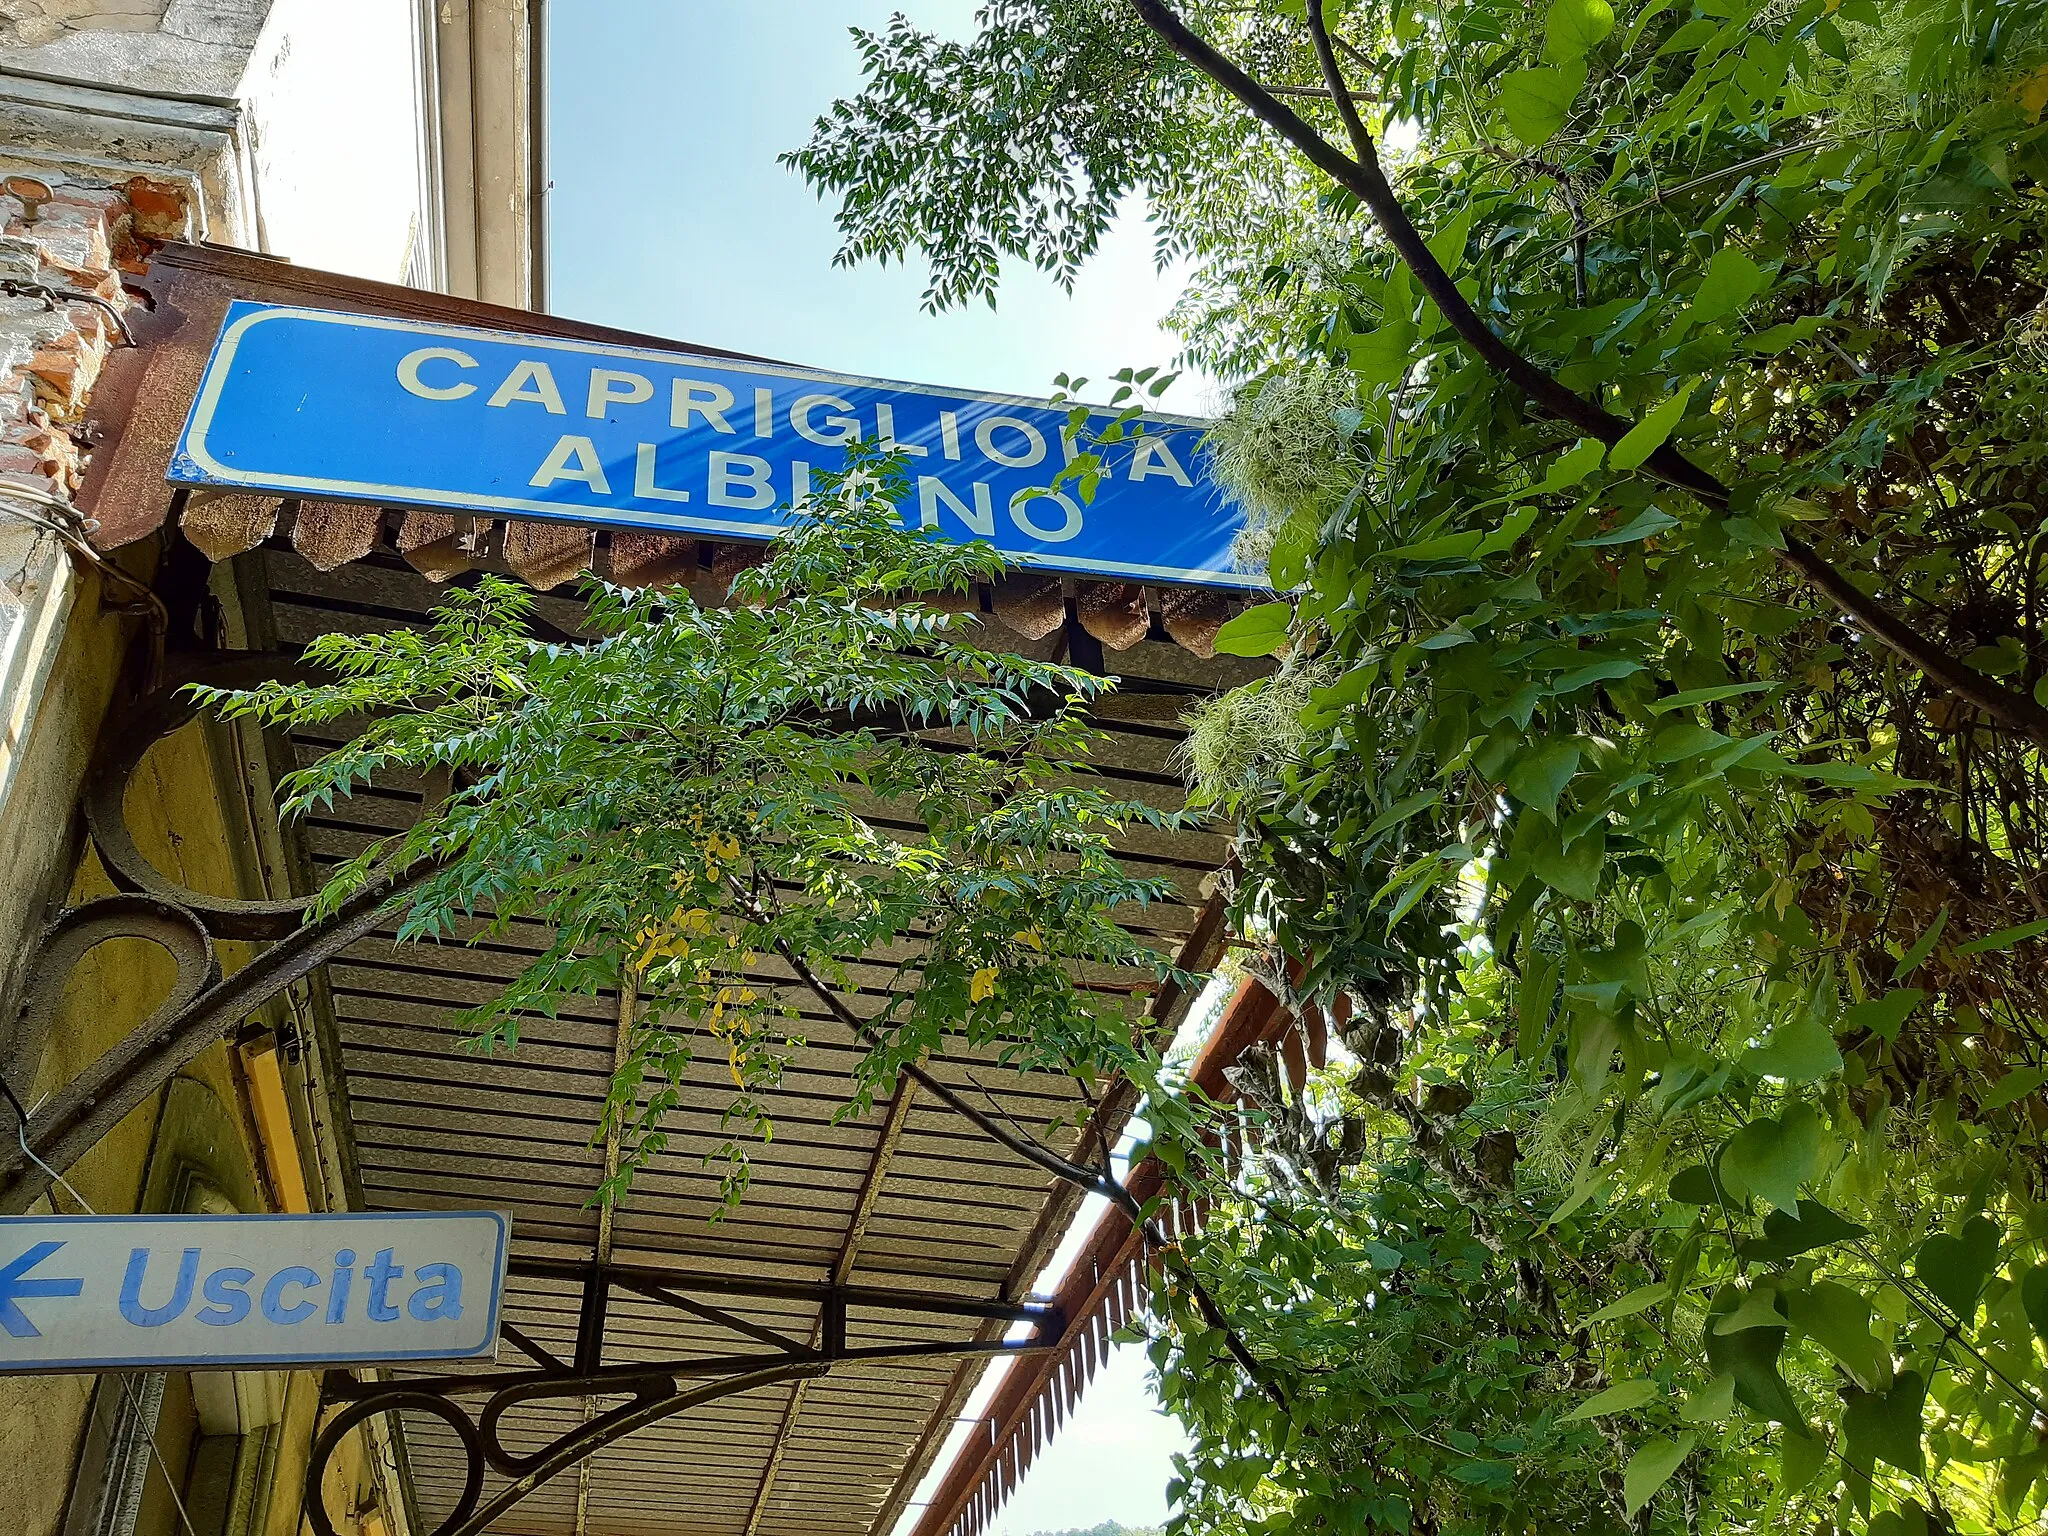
[1013,928,1044,951]
[2016,60,2048,121]
[970,966,1000,1002]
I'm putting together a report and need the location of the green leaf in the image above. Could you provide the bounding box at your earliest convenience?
[1647,680,1780,714]
[1350,317,1418,386]
[1425,202,1477,277]
[1267,521,1315,590]
[1500,64,1584,144]
[1574,506,1678,546]
[1842,1370,1926,1476]
[1679,1374,1736,1423]
[1361,790,1443,845]
[1740,1009,1843,1083]
[1648,721,1731,762]
[1668,1163,1720,1205]
[1623,1434,1695,1517]
[1550,656,1641,694]
[1780,1425,1828,1491]
[1529,819,1604,900]
[1541,437,1607,491]
[1563,1377,1660,1422]
[1735,1201,1868,1263]
[1690,247,1768,325]
[1843,987,1924,1043]
[1914,1214,1999,1319]
[1472,505,1540,557]
[1980,1067,2047,1111]
[1712,1286,1788,1334]
[1891,908,1948,980]
[1954,914,2048,957]
[1704,1284,1806,1428]
[1719,1103,1822,1213]
[1587,1281,1669,1324]
[1544,0,1615,62]
[2019,1266,2048,1346]
[1787,1280,1885,1389]
[1448,1459,1515,1488]
[1380,529,1485,563]
[1505,738,1582,819]
[1609,385,1696,472]
[1212,601,1292,657]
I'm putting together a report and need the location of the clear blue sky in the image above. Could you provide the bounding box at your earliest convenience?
[546,0,1209,414]
[547,6,1195,1531]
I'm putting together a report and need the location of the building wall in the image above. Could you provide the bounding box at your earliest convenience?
[0,179,395,1536]
[0,0,435,284]
[228,0,430,283]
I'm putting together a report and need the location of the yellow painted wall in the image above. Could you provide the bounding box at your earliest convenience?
[0,589,384,1536]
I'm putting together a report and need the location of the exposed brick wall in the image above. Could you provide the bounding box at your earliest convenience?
[0,171,187,496]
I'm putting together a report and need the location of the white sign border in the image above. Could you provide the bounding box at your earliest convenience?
[174,305,1265,591]
[0,1209,510,1373]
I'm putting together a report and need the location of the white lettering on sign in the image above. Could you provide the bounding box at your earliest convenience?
[708,451,775,509]
[489,360,567,415]
[790,394,861,447]
[1010,488,1083,544]
[673,379,737,434]
[171,303,1260,592]
[0,1211,507,1371]
[397,347,479,401]
[634,443,691,504]
[919,477,995,538]
[530,434,611,494]
[1129,434,1195,487]
[587,369,654,419]
[975,415,1047,470]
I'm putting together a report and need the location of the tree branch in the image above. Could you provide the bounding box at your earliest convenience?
[766,933,1290,1411]
[1126,0,2048,746]
[1303,0,1375,165]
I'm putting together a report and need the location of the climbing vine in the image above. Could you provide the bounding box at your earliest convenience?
[797,0,2048,1530]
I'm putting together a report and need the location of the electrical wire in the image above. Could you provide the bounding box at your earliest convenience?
[0,474,169,687]
[0,1066,92,1214]
[0,277,135,346]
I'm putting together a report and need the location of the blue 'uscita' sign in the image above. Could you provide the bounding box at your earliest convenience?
[169,302,1255,589]
[0,1211,507,1372]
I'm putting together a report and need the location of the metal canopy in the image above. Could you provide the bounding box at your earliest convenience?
[238,541,1248,1535]
[16,244,1264,1535]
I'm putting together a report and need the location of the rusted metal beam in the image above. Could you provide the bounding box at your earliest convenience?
[902,976,1288,1536]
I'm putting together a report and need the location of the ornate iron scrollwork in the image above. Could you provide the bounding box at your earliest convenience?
[0,651,433,1213]
[3,653,1070,1533]
[80,651,321,941]
[307,1261,1062,1536]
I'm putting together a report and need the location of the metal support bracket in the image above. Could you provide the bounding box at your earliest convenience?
[308,1261,1063,1536]
[0,652,433,1214]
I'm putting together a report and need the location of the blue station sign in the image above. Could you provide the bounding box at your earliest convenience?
[169,302,1254,589]
[0,1211,508,1372]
